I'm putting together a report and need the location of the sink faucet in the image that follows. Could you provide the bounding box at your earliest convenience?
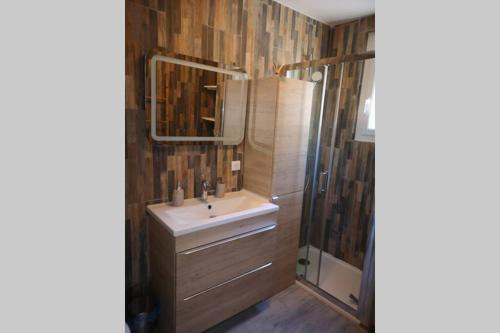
[201,180,210,202]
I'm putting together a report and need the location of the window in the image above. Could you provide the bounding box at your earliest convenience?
[355,32,375,143]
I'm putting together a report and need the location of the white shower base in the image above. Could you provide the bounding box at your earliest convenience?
[296,246,362,310]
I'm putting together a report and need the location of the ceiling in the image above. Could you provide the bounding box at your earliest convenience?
[274,0,374,26]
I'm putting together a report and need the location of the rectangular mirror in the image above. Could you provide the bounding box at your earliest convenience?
[145,51,248,145]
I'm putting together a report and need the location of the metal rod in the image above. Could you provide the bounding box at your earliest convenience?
[279,51,374,75]
[316,62,345,287]
[304,64,329,282]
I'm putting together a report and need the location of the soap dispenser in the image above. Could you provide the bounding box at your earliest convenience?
[172,181,184,207]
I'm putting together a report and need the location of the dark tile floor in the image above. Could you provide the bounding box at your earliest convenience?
[205,284,363,333]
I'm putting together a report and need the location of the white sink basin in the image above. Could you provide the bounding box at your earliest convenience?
[147,189,279,236]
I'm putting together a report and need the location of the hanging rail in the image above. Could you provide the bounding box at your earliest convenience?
[278,51,375,75]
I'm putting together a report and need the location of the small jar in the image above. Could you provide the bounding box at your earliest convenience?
[215,182,225,198]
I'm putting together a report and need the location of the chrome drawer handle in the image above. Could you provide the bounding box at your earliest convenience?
[183,262,272,301]
[179,224,277,255]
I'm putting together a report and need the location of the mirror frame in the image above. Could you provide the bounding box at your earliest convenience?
[150,54,248,142]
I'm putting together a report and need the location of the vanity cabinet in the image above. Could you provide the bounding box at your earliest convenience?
[147,77,314,332]
[244,77,314,294]
[149,211,278,333]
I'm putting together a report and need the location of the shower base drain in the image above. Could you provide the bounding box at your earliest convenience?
[297,258,310,266]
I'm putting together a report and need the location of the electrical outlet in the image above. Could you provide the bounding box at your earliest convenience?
[231,160,241,171]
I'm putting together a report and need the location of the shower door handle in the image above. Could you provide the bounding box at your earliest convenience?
[318,171,328,194]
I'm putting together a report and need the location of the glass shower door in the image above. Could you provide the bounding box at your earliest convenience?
[296,59,375,314]
[295,62,346,296]
[284,64,335,290]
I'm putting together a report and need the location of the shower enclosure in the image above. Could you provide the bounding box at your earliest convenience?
[283,54,375,324]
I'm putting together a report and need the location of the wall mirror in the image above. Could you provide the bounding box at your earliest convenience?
[145,51,248,145]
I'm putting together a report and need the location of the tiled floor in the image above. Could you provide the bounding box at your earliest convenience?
[205,284,363,333]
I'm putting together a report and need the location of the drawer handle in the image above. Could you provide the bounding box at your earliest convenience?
[183,262,272,301]
[180,224,277,255]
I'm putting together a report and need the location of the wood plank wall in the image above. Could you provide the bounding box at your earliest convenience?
[306,15,375,269]
[126,0,330,291]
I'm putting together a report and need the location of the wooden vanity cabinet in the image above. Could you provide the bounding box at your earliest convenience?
[149,212,277,333]
[149,77,313,332]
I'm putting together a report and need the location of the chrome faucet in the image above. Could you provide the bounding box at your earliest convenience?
[201,180,209,202]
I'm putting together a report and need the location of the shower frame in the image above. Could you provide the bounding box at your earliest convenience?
[280,50,375,328]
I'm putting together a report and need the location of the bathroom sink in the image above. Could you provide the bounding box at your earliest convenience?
[147,189,279,236]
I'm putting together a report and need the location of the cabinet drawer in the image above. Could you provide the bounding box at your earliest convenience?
[176,224,276,301]
[176,262,272,333]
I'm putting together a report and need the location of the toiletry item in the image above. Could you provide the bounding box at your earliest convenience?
[172,181,184,206]
[215,182,225,198]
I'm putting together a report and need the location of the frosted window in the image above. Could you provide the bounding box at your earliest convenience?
[355,32,375,143]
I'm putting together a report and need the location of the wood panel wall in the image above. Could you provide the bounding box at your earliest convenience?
[328,15,375,269]
[126,0,330,291]
[306,15,375,269]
